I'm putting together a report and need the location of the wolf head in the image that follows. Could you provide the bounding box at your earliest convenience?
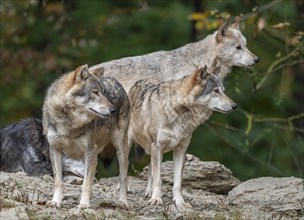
[188,66,237,113]
[215,18,259,67]
[66,64,116,118]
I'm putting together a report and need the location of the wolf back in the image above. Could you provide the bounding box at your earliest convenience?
[90,19,259,93]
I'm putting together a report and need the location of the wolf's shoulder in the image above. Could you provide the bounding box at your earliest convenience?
[131,78,161,91]
[129,78,161,106]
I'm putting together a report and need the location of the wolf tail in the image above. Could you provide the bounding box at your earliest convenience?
[134,142,146,159]
[99,143,116,169]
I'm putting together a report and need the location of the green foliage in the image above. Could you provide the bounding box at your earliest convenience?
[0,0,303,180]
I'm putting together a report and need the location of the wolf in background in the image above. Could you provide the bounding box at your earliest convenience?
[90,18,259,93]
[0,118,52,176]
[128,66,237,211]
[0,118,87,177]
[43,64,130,209]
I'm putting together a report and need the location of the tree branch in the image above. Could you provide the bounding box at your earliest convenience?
[256,42,303,91]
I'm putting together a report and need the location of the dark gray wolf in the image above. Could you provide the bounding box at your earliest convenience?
[43,64,130,209]
[128,66,237,211]
[0,118,52,176]
[0,118,86,177]
[90,19,259,93]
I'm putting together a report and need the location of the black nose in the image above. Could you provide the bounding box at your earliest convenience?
[109,107,116,114]
[254,57,260,63]
[232,104,238,110]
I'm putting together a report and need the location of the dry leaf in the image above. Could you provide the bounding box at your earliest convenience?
[272,22,290,29]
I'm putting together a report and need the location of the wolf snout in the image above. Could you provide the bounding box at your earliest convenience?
[109,107,116,114]
[232,103,237,110]
[254,57,260,63]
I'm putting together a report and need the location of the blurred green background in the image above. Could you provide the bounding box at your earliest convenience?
[0,0,303,181]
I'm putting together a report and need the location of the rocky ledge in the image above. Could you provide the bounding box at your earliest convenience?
[0,155,303,219]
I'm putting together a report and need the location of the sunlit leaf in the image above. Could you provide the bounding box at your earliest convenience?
[272,22,290,29]
[188,12,207,21]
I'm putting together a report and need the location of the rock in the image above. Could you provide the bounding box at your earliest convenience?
[1,160,302,219]
[0,171,11,183]
[228,177,304,219]
[139,154,241,194]
[0,200,29,220]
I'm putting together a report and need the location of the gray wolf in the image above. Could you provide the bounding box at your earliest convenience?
[90,19,259,93]
[0,118,86,177]
[43,64,130,209]
[128,66,237,211]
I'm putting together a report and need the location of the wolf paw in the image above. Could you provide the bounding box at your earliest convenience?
[145,191,152,198]
[149,197,163,206]
[145,187,152,198]
[46,201,61,208]
[174,200,192,212]
[78,203,89,209]
[116,200,129,210]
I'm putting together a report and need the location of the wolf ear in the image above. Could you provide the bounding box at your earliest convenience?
[232,16,241,29]
[212,66,221,75]
[90,67,104,79]
[210,57,221,75]
[194,66,209,83]
[75,64,90,82]
[216,22,230,43]
[200,65,209,80]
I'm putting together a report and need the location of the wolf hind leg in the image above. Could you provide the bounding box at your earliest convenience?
[22,144,52,176]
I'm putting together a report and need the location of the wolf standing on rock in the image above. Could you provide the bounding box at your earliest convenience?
[128,66,237,211]
[0,18,259,179]
[90,18,259,93]
[42,65,130,209]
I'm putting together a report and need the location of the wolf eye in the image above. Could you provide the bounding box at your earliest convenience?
[214,89,220,93]
[91,90,98,95]
[236,45,242,50]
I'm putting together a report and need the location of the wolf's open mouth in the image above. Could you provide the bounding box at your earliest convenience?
[89,108,111,118]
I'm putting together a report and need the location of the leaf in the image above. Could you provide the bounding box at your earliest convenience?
[257,17,266,32]
[188,12,207,21]
[272,22,290,29]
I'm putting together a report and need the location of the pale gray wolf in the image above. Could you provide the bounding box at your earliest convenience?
[128,66,237,211]
[90,19,259,94]
[0,118,85,177]
[42,64,130,209]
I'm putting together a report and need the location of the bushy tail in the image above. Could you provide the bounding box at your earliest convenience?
[99,143,116,169]
[134,142,146,159]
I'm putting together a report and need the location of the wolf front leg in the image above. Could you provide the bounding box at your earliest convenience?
[47,145,63,208]
[79,146,98,209]
[172,139,192,212]
[149,142,163,206]
[114,136,130,209]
